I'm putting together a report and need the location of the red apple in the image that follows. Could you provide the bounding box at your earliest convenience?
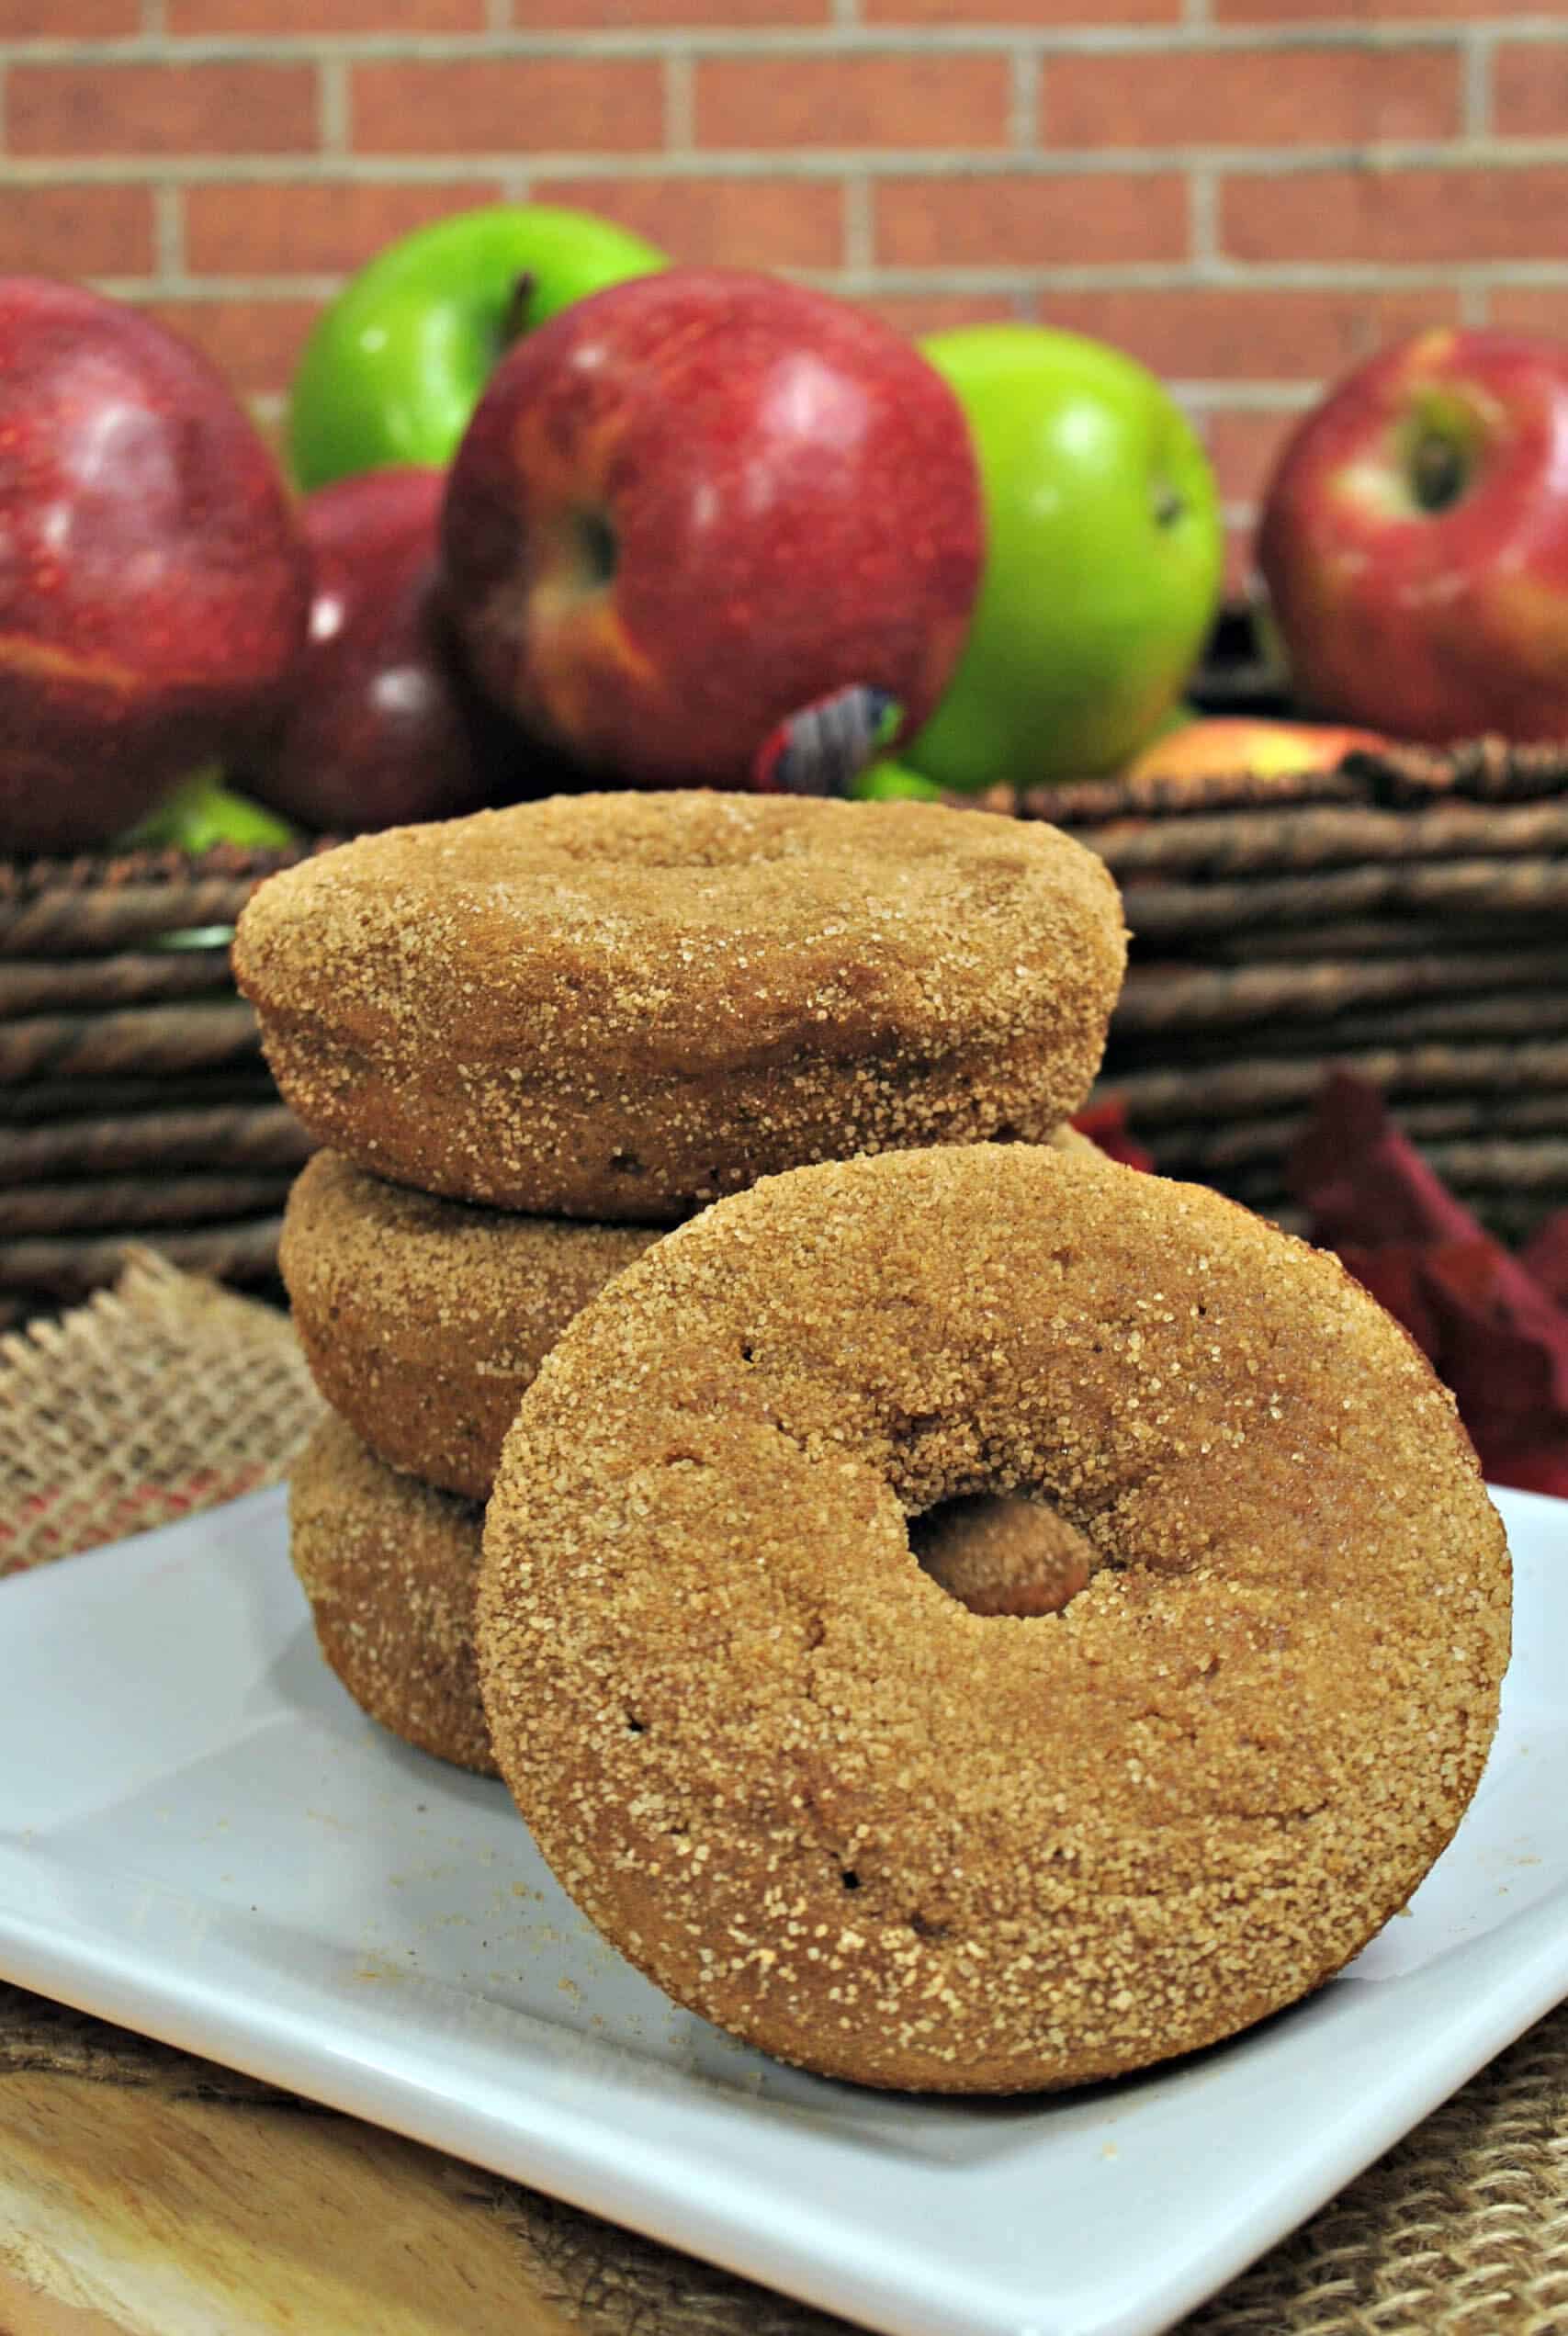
[438,267,983,786]
[0,276,310,852]
[1258,328,1568,742]
[243,468,553,833]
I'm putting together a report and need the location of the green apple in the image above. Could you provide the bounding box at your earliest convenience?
[117,767,300,852]
[905,325,1224,788]
[850,760,944,802]
[288,205,667,491]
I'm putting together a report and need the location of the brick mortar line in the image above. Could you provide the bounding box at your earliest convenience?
[1464,31,1493,141]
[15,141,1568,181]
[153,179,181,276]
[100,263,1568,299]
[318,55,347,156]
[840,175,871,273]
[839,260,1568,293]
[1174,382,1320,411]
[1189,166,1218,271]
[1010,48,1039,158]
[4,26,1562,62]
[663,51,693,154]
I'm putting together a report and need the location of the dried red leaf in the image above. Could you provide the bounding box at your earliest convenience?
[1289,1073,1568,1488]
[1072,1099,1155,1173]
[1520,1208,1568,1308]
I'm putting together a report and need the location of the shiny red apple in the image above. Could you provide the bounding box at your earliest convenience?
[243,468,551,833]
[0,276,310,852]
[438,267,983,786]
[1259,328,1568,742]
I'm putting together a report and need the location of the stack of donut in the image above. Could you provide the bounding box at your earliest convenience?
[238,789,1126,1777]
[235,787,1511,2095]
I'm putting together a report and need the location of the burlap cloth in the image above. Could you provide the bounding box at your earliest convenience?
[3,1253,1566,2335]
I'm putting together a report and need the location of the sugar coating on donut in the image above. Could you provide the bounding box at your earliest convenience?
[290,1412,494,1775]
[478,1145,1511,2093]
[281,1149,662,1498]
[283,1384,1089,1784]
[280,1128,1098,1500]
[233,792,1126,1220]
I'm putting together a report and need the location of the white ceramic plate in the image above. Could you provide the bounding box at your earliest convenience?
[1,1484,1564,2336]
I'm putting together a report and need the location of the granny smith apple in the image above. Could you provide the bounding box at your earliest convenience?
[850,760,944,802]
[905,325,1224,788]
[288,205,667,491]
[117,768,300,852]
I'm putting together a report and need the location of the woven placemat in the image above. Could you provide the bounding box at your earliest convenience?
[1,1255,1565,2332]
[0,1249,320,1574]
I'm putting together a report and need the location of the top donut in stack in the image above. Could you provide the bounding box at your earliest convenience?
[232,789,1126,1223]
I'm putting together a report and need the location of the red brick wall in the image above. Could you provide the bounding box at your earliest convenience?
[3,0,1561,590]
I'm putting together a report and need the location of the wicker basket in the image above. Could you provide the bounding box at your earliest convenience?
[0,841,328,1327]
[8,712,1568,1322]
[1033,736,1568,1242]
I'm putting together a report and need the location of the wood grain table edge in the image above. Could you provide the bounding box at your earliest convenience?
[0,2068,588,2336]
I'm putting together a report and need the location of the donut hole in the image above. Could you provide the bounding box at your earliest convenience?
[910,1494,1096,1620]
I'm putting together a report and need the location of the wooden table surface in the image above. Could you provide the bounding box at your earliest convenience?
[0,2062,582,2336]
[0,1981,843,2336]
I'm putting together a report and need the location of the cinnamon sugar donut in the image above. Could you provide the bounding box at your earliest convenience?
[289,1413,493,1776]
[280,1129,1100,1502]
[280,1149,661,1498]
[478,1144,1510,2093]
[283,1394,1087,1780]
[233,791,1125,1220]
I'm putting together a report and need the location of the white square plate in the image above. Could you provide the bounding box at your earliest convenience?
[1,1484,1564,2336]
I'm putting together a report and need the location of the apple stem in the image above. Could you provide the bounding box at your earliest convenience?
[1409,431,1467,514]
[502,270,539,347]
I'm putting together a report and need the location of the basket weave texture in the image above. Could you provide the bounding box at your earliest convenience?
[1024,738,1568,1240]
[6,737,1568,1312]
[0,840,329,1323]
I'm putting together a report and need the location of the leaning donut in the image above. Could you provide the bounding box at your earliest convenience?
[285,1387,1089,1779]
[478,1144,1510,2093]
[233,792,1125,1219]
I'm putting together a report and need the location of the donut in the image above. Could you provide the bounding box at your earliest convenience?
[280,1149,662,1499]
[280,1127,1101,1501]
[233,791,1125,1219]
[478,1144,1510,2093]
[289,1412,494,1776]
[284,1397,1089,1779]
